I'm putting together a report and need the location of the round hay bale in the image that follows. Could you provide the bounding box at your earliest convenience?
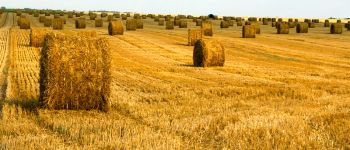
[101,12,107,18]
[348,22,350,31]
[126,19,137,31]
[277,22,289,34]
[95,19,103,27]
[296,22,309,33]
[134,14,141,19]
[90,14,97,20]
[16,11,22,16]
[39,16,46,23]
[242,25,256,38]
[288,18,294,22]
[126,13,131,17]
[75,18,86,29]
[39,32,111,112]
[166,21,174,30]
[154,17,160,22]
[288,22,296,28]
[308,22,316,28]
[278,18,283,22]
[44,18,52,27]
[52,18,64,30]
[114,13,121,18]
[18,18,30,29]
[330,23,342,34]
[196,19,202,26]
[136,19,143,29]
[295,19,299,22]
[324,20,330,27]
[188,29,204,46]
[108,21,124,35]
[179,20,187,28]
[158,18,165,26]
[193,39,225,67]
[272,18,276,22]
[228,20,234,26]
[252,22,261,34]
[201,21,213,36]
[174,19,180,26]
[107,15,114,22]
[337,20,341,23]
[263,19,269,25]
[122,14,127,20]
[30,28,49,47]
[220,21,230,28]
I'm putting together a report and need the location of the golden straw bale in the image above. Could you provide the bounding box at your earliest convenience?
[136,19,143,29]
[52,18,64,30]
[242,25,256,38]
[75,18,86,29]
[193,39,225,67]
[201,21,213,36]
[95,19,103,27]
[126,19,137,31]
[188,29,204,46]
[166,21,174,30]
[330,23,342,34]
[296,22,309,33]
[108,21,124,35]
[277,22,289,34]
[30,28,49,47]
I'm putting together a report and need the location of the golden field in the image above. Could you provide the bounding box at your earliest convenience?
[0,12,350,149]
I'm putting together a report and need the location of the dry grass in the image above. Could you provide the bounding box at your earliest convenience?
[1,12,350,149]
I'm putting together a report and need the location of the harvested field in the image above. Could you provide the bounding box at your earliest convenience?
[0,12,350,149]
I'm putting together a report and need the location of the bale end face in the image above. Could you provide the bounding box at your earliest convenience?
[242,25,256,38]
[108,21,124,35]
[188,29,204,46]
[39,32,111,112]
[193,39,225,67]
[52,18,64,30]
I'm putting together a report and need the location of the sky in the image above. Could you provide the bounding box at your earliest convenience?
[0,0,349,18]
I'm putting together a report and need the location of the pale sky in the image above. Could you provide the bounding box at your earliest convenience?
[1,0,349,18]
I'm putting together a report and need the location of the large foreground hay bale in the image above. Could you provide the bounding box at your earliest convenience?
[296,22,308,33]
[193,39,225,67]
[277,22,289,34]
[242,25,256,38]
[201,21,213,36]
[30,28,49,47]
[188,29,204,46]
[44,18,52,27]
[330,23,342,34]
[75,18,86,29]
[52,18,64,30]
[95,19,103,27]
[166,21,174,30]
[126,19,137,31]
[136,19,143,29]
[39,32,111,112]
[18,18,31,29]
[108,21,124,35]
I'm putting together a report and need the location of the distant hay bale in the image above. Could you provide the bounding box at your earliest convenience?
[201,21,213,36]
[127,13,131,17]
[228,20,234,26]
[134,14,141,19]
[16,11,22,16]
[18,18,31,29]
[34,13,39,17]
[242,25,256,38]
[337,20,341,23]
[188,29,204,46]
[220,21,229,28]
[54,14,60,19]
[44,18,52,27]
[277,22,289,34]
[108,21,124,35]
[75,18,86,29]
[39,32,111,112]
[347,22,350,31]
[196,20,202,26]
[95,19,103,27]
[308,22,316,28]
[330,23,342,34]
[174,20,180,26]
[30,28,49,47]
[324,20,330,27]
[45,12,50,16]
[158,18,165,26]
[272,18,276,22]
[68,13,73,18]
[263,19,269,25]
[101,13,107,18]
[288,18,293,22]
[114,13,121,18]
[126,19,137,31]
[166,21,174,30]
[90,14,97,20]
[39,16,46,23]
[107,15,114,22]
[52,18,64,30]
[154,17,160,22]
[193,39,225,67]
[296,22,309,33]
[136,19,143,29]
[237,21,243,26]
[122,15,127,20]
[251,22,261,34]
[179,20,187,28]
[288,22,295,28]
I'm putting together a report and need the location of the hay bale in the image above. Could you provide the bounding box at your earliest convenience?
[179,20,187,28]
[348,22,350,31]
[337,20,341,23]
[101,13,107,18]
[158,19,165,26]
[166,21,174,30]
[18,18,31,29]
[242,25,256,38]
[277,22,289,34]
[196,19,202,26]
[201,21,213,36]
[39,32,111,112]
[122,15,127,20]
[34,13,39,17]
[39,16,46,23]
[127,13,131,17]
[75,18,86,29]
[90,14,97,20]
[54,14,60,19]
[108,21,124,35]
[174,20,180,26]
[45,12,50,16]
[114,13,121,18]
[134,14,141,19]
[220,21,230,28]
[107,15,114,22]
[30,28,49,47]
[263,19,269,25]
[136,19,143,29]
[324,20,330,27]
[330,23,342,34]
[44,18,52,27]
[193,39,225,67]
[296,22,309,33]
[52,18,64,30]
[188,29,204,46]
[95,19,103,27]
[288,22,295,28]
[251,22,261,34]
[237,21,243,26]
[126,19,137,31]
[308,22,316,28]
[228,20,234,26]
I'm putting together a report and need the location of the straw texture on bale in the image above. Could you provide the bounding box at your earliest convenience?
[126,19,137,31]
[39,32,111,112]
[201,21,213,36]
[193,39,225,67]
[296,23,309,33]
[107,15,114,22]
[288,22,295,28]
[158,19,165,26]
[242,25,256,38]
[18,18,31,29]
[101,13,107,18]
[44,18,52,27]
[136,19,143,29]
[330,23,342,34]
[277,22,289,34]
[30,28,49,47]
[337,20,341,23]
[348,22,350,31]
[54,14,60,19]
[174,20,180,26]
[251,22,260,34]
[179,20,187,28]
[237,21,243,26]
[188,29,204,46]
[90,14,97,20]
[95,19,103,27]
[308,22,315,28]
[324,20,330,27]
[108,21,124,35]
[122,15,127,20]
[166,21,174,30]
[75,18,86,29]
[220,21,229,28]
[52,18,64,30]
